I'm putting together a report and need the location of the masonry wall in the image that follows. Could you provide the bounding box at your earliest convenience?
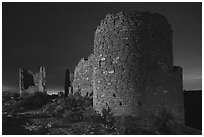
[72,11,184,124]
[19,69,35,96]
[93,11,184,123]
[141,66,184,124]
[19,67,46,97]
[72,54,94,97]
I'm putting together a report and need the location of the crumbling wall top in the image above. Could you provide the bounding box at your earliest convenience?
[19,67,46,97]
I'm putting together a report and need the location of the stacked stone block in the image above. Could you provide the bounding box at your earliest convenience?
[72,54,94,97]
[93,11,184,123]
[72,11,184,124]
[19,67,46,97]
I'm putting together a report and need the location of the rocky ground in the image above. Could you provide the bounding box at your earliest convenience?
[2,91,201,135]
[3,110,202,135]
[2,111,120,135]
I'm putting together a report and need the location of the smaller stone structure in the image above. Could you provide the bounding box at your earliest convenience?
[72,54,94,97]
[19,67,46,97]
[64,69,74,96]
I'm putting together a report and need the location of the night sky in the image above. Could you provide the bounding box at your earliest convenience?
[2,2,202,93]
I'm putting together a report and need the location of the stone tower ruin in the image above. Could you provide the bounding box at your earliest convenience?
[64,69,71,97]
[64,69,74,96]
[19,66,46,97]
[73,11,185,124]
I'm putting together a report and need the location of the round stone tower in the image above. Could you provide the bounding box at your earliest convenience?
[93,11,174,117]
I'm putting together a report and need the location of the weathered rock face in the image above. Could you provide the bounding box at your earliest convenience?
[19,67,46,97]
[72,11,185,124]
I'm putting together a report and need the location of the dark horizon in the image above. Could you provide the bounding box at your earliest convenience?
[2,2,202,93]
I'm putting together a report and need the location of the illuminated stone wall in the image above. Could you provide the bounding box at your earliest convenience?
[19,67,46,97]
[72,54,94,97]
[73,11,184,124]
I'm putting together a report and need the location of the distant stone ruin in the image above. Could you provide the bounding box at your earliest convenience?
[72,11,185,125]
[64,69,74,97]
[19,67,46,97]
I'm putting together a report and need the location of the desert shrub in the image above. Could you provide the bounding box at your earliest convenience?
[83,106,98,121]
[41,102,56,116]
[62,110,73,122]
[113,115,145,135]
[20,91,51,110]
[90,106,116,128]
[2,91,19,103]
[101,107,115,127]
[62,109,83,123]
[59,94,85,122]
[42,98,66,117]
[2,99,21,114]
[83,96,93,107]
[42,93,88,123]
[53,105,65,118]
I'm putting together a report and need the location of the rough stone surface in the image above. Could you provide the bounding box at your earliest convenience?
[72,54,94,97]
[72,11,185,124]
[64,69,72,97]
[19,67,46,97]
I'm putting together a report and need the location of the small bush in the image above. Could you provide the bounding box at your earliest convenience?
[114,115,141,134]
[20,91,51,110]
[2,91,19,103]
[42,98,66,117]
[83,106,98,121]
[41,102,58,116]
[89,106,116,128]
[2,99,21,114]
[62,109,83,123]
[42,93,89,123]
[101,107,115,127]
[54,105,64,118]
